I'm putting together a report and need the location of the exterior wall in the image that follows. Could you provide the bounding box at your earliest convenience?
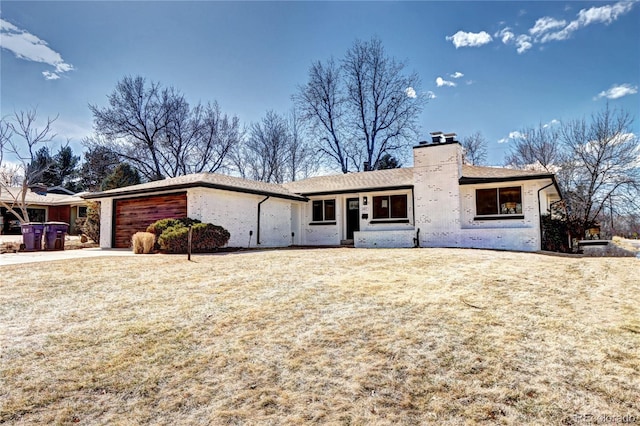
[99,199,113,248]
[413,143,464,248]
[300,195,342,246]
[457,180,548,251]
[188,188,298,248]
[411,142,551,252]
[354,229,415,248]
[301,190,415,246]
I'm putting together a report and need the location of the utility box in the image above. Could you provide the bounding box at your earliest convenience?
[21,222,44,251]
[44,222,69,251]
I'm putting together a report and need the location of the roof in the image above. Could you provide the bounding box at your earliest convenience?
[0,187,85,206]
[82,172,307,201]
[81,164,562,202]
[282,168,414,196]
[460,164,561,197]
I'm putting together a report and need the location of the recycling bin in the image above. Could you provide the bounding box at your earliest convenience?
[44,222,69,251]
[21,222,44,251]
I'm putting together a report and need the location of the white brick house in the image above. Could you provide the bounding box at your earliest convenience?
[84,140,561,252]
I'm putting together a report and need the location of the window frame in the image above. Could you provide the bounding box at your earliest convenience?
[371,194,409,222]
[311,199,336,224]
[474,186,524,219]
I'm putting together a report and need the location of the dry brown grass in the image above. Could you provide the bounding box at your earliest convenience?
[132,232,155,254]
[1,248,638,425]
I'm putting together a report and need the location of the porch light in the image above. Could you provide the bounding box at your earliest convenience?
[363,196,368,205]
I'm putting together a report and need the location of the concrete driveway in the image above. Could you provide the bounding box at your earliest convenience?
[0,234,136,266]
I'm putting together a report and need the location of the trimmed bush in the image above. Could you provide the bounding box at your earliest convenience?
[132,232,155,254]
[147,217,230,254]
[146,217,201,235]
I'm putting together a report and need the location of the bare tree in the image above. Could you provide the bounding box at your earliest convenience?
[504,123,561,171]
[89,76,241,181]
[295,58,351,173]
[234,109,317,183]
[296,37,424,173]
[286,108,316,181]
[559,105,640,235]
[460,131,488,165]
[0,109,58,223]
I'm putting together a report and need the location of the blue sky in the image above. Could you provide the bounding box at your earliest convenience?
[1,1,638,167]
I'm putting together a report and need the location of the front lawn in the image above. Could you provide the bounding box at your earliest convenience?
[1,248,638,424]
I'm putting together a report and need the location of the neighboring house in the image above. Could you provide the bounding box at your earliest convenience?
[0,188,87,235]
[83,136,561,252]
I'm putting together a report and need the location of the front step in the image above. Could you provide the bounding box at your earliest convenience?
[340,239,354,247]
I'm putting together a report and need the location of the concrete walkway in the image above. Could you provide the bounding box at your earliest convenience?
[0,247,136,266]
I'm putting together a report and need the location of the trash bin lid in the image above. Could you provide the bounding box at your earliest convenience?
[44,221,69,225]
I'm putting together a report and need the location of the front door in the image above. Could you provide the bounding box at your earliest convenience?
[346,198,360,240]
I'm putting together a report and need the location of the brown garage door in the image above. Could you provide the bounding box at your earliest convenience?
[114,193,187,248]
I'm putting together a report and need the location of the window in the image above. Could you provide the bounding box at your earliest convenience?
[476,187,522,216]
[78,206,88,217]
[312,199,335,222]
[373,195,407,219]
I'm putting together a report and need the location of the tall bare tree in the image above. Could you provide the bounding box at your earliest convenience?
[89,75,241,181]
[559,105,640,234]
[234,109,315,183]
[0,109,58,223]
[460,131,488,165]
[504,123,561,171]
[296,37,424,173]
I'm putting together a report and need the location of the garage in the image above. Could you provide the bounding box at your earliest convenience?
[113,192,187,248]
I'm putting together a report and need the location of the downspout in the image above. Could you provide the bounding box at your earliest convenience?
[411,187,419,247]
[257,196,270,245]
[537,182,554,251]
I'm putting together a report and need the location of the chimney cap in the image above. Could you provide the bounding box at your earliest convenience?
[429,131,444,135]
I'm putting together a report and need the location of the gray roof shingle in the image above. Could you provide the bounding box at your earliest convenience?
[82,172,307,201]
[282,168,414,195]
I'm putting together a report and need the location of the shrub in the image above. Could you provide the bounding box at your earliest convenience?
[146,217,201,235]
[78,201,101,243]
[132,232,155,254]
[147,217,230,254]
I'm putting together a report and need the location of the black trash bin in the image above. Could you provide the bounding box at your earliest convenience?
[21,222,44,251]
[44,222,69,251]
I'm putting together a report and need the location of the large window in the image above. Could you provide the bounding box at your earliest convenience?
[373,195,407,219]
[312,199,335,222]
[476,187,522,216]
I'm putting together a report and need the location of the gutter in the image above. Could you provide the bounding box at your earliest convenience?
[257,196,270,245]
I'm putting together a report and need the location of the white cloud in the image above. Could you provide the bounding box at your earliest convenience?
[594,83,638,100]
[496,28,515,44]
[0,18,74,80]
[445,30,493,48]
[426,91,437,100]
[405,87,417,98]
[436,77,456,87]
[539,1,635,43]
[450,71,464,79]
[529,17,567,36]
[543,119,560,128]
[42,71,60,80]
[515,35,533,54]
[498,131,525,143]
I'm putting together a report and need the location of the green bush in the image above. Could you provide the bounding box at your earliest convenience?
[146,217,201,235]
[147,218,230,254]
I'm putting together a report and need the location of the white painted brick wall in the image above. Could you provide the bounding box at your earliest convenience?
[188,188,296,248]
[413,143,464,248]
[354,230,415,248]
[99,199,113,248]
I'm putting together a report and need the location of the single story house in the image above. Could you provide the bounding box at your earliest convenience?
[0,188,87,235]
[83,137,561,252]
